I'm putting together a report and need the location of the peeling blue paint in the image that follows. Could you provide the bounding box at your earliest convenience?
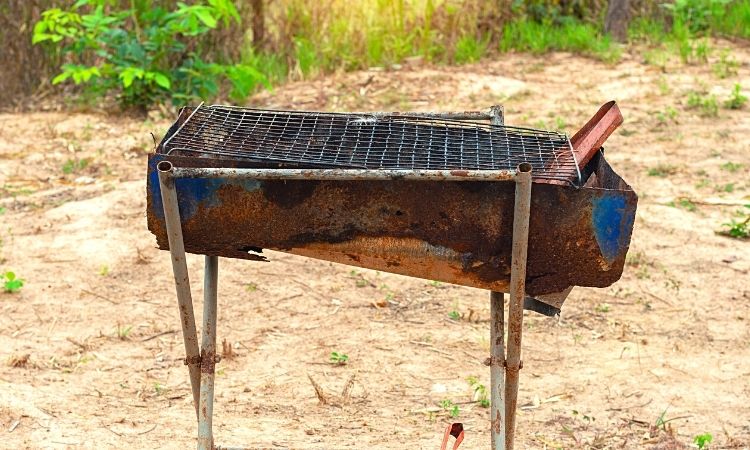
[592,193,635,263]
[148,155,261,222]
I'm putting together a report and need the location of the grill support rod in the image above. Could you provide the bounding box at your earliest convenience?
[198,255,219,450]
[157,167,202,420]
[503,163,533,450]
[489,291,506,449]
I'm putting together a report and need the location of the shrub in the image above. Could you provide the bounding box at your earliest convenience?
[663,0,731,34]
[32,0,269,110]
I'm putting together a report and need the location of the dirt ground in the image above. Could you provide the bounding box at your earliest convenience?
[1,42,749,450]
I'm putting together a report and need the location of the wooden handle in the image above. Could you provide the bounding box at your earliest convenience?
[570,101,623,170]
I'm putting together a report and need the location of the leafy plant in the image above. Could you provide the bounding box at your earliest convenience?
[694,432,713,449]
[720,162,744,172]
[115,323,133,340]
[719,205,750,239]
[712,50,739,78]
[655,106,679,125]
[724,84,747,109]
[330,351,349,365]
[439,399,460,418]
[687,91,719,117]
[467,376,489,407]
[448,310,461,320]
[33,0,269,110]
[663,0,731,34]
[62,158,90,175]
[2,271,24,293]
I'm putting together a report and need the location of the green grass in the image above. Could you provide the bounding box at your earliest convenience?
[454,34,490,64]
[711,0,750,38]
[647,164,678,177]
[62,158,90,175]
[687,91,719,117]
[724,84,747,109]
[720,161,744,172]
[499,18,620,63]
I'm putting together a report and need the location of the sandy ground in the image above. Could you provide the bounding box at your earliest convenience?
[1,43,749,450]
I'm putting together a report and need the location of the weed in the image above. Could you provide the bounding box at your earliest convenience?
[439,399,460,418]
[244,282,258,292]
[448,310,461,321]
[2,271,24,293]
[694,433,713,449]
[643,48,671,70]
[154,382,167,395]
[720,162,744,172]
[428,280,442,288]
[687,91,719,117]
[695,178,710,189]
[654,106,679,125]
[98,264,109,276]
[454,34,490,64]
[716,183,734,193]
[115,323,133,340]
[0,207,5,215]
[719,205,750,239]
[679,198,697,212]
[329,351,349,365]
[595,303,611,313]
[467,376,489,407]
[647,164,678,177]
[668,198,697,212]
[62,158,90,175]
[724,84,747,109]
[694,39,711,62]
[572,409,596,423]
[712,50,739,78]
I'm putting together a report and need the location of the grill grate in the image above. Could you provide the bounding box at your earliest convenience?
[161,104,580,183]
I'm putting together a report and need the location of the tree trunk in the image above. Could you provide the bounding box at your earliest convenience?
[604,0,630,42]
[250,0,265,50]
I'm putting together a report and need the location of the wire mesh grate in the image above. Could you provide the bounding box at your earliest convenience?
[161,104,580,183]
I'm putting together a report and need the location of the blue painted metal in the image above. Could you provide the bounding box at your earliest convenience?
[592,193,637,264]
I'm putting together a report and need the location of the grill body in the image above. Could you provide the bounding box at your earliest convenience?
[146,150,636,309]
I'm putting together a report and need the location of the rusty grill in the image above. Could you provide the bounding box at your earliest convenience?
[162,104,580,184]
[147,101,637,450]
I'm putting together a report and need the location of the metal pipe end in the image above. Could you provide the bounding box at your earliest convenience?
[157,160,174,173]
[517,162,532,173]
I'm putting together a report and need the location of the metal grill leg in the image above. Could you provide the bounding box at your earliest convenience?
[158,166,202,418]
[504,164,532,450]
[198,255,219,450]
[490,291,506,450]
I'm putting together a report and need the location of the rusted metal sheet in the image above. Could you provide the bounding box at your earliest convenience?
[146,150,637,306]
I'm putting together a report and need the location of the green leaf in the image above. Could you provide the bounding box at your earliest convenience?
[51,72,71,85]
[153,73,171,89]
[193,8,217,28]
[5,272,15,282]
[119,67,144,88]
